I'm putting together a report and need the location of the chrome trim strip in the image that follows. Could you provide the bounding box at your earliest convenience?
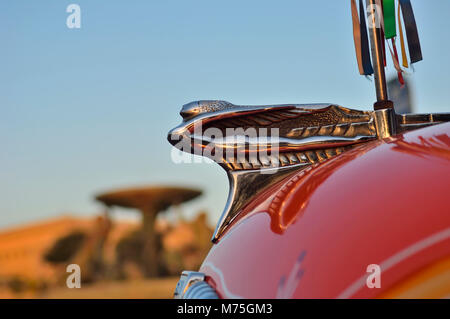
[174,271,219,299]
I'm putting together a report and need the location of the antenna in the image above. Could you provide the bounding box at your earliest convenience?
[367,0,394,110]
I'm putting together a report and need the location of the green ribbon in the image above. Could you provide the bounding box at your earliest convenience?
[383,0,396,39]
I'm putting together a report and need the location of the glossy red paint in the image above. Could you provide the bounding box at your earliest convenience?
[200,122,450,298]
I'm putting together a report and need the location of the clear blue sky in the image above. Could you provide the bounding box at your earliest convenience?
[1,1,449,228]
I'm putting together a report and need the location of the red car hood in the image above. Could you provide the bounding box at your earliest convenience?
[200,122,450,298]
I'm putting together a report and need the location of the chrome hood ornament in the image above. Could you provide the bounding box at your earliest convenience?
[169,101,380,242]
[168,100,450,242]
[169,100,378,163]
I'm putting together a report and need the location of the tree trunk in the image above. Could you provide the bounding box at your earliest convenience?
[141,207,158,277]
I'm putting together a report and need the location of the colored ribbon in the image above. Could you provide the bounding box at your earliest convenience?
[383,0,396,39]
[359,0,374,75]
[351,0,365,75]
[386,40,402,73]
[391,39,405,85]
[399,0,423,63]
[398,1,409,67]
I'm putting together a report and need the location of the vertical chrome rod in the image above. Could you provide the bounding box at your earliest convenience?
[367,0,393,109]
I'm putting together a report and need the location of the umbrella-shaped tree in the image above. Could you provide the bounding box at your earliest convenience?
[95,186,202,277]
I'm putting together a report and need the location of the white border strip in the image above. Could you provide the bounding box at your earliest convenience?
[337,227,450,299]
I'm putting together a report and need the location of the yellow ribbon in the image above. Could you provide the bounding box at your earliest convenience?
[398,1,409,68]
